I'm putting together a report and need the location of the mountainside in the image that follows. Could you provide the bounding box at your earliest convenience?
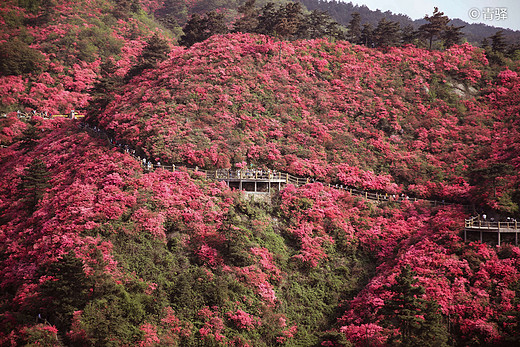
[93,33,520,211]
[1,0,520,346]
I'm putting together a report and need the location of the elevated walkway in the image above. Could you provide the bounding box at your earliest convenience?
[464,217,519,246]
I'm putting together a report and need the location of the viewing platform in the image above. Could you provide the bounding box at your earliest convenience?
[464,217,519,246]
[204,169,293,193]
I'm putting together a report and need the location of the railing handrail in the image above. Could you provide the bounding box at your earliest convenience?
[73,120,472,209]
[464,218,518,230]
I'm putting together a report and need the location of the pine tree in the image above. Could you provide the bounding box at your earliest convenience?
[140,33,170,66]
[325,19,345,41]
[379,265,449,346]
[179,11,228,47]
[19,124,41,152]
[18,157,51,212]
[442,24,465,48]
[125,33,170,80]
[274,2,304,40]
[360,23,374,47]
[419,7,450,50]
[88,59,121,115]
[401,25,418,45]
[491,30,507,53]
[37,252,92,334]
[347,12,361,43]
[373,18,401,47]
[233,0,259,33]
[255,2,278,37]
[299,10,330,39]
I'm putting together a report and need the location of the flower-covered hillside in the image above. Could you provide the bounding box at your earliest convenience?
[1,116,520,345]
[92,33,519,211]
[0,0,169,114]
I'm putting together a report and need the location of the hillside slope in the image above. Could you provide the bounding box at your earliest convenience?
[92,33,519,212]
[2,116,520,346]
[1,0,520,346]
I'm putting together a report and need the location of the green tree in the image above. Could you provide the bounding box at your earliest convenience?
[17,0,42,13]
[37,252,92,334]
[490,30,508,53]
[18,157,51,212]
[419,7,450,50]
[401,24,418,45]
[18,124,41,152]
[113,0,141,18]
[233,0,259,33]
[360,23,374,47]
[88,59,121,115]
[373,18,401,47]
[0,38,45,76]
[347,12,361,43]
[255,2,278,36]
[442,24,465,48]
[125,33,170,81]
[179,11,228,47]
[274,2,304,40]
[380,265,448,346]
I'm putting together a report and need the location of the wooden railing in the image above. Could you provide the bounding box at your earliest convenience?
[74,121,468,208]
[464,216,519,246]
[465,217,519,232]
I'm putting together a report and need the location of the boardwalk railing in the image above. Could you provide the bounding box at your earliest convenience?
[77,121,467,208]
[464,217,519,245]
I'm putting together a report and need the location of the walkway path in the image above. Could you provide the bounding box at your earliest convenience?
[464,216,519,246]
[78,122,462,208]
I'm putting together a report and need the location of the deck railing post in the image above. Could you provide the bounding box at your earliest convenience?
[498,223,501,246]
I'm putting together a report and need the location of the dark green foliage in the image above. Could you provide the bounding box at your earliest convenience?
[491,30,508,53]
[233,0,259,33]
[125,33,170,80]
[179,11,228,47]
[18,157,51,212]
[235,1,344,41]
[37,252,92,334]
[272,2,304,40]
[347,12,361,43]
[88,60,121,116]
[401,24,418,45]
[80,287,146,346]
[17,0,41,13]
[154,0,188,30]
[419,7,450,50]
[379,265,448,346]
[112,0,141,18]
[299,10,332,40]
[0,38,45,76]
[18,124,41,152]
[373,18,401,47]
[469,162,516,199]
[442,24,465,48]
[360,23,374,47]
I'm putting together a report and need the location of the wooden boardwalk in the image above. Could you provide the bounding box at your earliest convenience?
[464,217,519,246]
